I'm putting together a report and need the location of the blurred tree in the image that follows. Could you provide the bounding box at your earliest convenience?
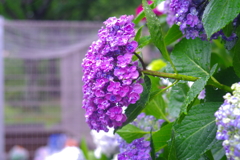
[0,0,141,20]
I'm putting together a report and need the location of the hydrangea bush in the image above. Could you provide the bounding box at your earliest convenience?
[82,0,240,159]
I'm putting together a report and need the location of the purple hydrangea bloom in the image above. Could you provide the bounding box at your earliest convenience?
[117,113,165,160]
[82,15,143,132]
[215,82,240,159]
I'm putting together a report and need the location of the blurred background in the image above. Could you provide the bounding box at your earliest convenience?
[0,0,164,159]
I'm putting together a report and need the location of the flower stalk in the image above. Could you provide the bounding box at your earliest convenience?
[141,69,233,92]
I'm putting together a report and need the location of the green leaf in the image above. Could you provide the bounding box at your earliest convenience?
[202,150,215,160]
[174,102,221,160]
[148,75,161,93]
[116,124,148,143]
[115,76,151,132]
[164,24,183,46]
[233,47,240,78]
[180,64,217,119]
[144,76,168,121]
[138,35,152,48]
[166,38,211,77]
[222,22,234,37]
[202,0,240,38]
[80,138,89,160]
[142,0,170,63]
[135,25,144,42]
[144,92,167,120]
[151,122,173,152]
[211,140,226,160]
[148,59,167,71]
[133,2,154,25]
[222,22,237,50]
[168,130,177,160]
[169,81,189,118]
[153,0,165,6]
[206,67,240,102]
[150,131,156,160]
[231,26,240,78]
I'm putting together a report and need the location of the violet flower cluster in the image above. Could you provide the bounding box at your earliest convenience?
[164,0,237,40]
[215,82,240,159]
[82,15,143,132]
[118,137,151,160]
[117,113,164,160]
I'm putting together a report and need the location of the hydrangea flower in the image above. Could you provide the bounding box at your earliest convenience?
[215,82,240,159]
[164,0,237,40]
[117,113,165,160]
[118,137,151,160]
[82,15,143,132]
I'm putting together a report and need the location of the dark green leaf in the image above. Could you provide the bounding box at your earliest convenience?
[151,122,173,152]
[206,67,240,102]
[202,150,215,160]
[166,38,211,77]
[168,129,177,160]
[174,102,221,160]
[150,131,156,160]
[116,124,148,143]
[144,76,166,120]
[231,26,240,78]
[222,21,234,37]
[233,47,240,78]
[202,0,240,38]
[211,140,226,160]
[179,64,217,119]
[115,76,151,132]
[135,25,144,42]
[210,52,227,69]
[142,0,170,62]
[144,92,167,120]
[148,75,161,93]
[223,22,237,50]
[164,24,183,46]
[138,35,152,48]
[169,81,189,118]
[156,145,169,160]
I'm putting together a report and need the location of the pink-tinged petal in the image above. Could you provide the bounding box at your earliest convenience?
[95,89,105,97]
[128,92,140,104]
[132,83,143,94]
[117,86,130,97]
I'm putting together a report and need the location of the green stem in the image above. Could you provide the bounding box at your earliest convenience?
[141,69,233,92]
[208,77,232,92]
[141,69,198,81]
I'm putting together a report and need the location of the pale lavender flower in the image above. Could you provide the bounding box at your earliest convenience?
[118,137,151,160]
[215,82,240,159]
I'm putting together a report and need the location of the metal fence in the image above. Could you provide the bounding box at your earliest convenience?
[2,18,102,159]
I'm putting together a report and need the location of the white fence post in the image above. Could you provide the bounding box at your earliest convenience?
[0,16,5,159]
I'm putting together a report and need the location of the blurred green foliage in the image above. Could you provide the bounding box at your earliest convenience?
[0,0,141,20]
